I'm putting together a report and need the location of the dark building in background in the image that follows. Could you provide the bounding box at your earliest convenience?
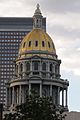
[0,17,46,107]
[0,104,3,120]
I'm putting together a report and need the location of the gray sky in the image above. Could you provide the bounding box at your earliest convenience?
[0,0,80,111]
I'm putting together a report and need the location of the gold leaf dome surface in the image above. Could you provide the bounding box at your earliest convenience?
[19,28,56,57]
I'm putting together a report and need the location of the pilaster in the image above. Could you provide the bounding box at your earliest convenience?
[50,85,52,96]
[29,83,31,95]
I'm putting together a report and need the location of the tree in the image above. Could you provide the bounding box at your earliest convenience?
[4,91,66,120]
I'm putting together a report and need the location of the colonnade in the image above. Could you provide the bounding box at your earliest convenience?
[6,83,68,109]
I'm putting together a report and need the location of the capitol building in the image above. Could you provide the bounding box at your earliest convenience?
[6,4,69,112]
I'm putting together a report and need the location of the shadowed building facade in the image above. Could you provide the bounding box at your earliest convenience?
[6,4,69,111]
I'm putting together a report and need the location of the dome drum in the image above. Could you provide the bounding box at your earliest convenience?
[14,56,61,80]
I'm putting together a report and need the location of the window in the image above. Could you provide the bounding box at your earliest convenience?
[37,19,38,23]
[42,63,46,71]
[34,62,38,70]
[35,41,38,47]
[26,63,30,71]
[55,65,58,73]
[23,42,26,48]
[52,43,55,49]
[21,64,23,72]
[42,41,45,47]
[29,41,31,47]
[48,42,50,48]
[50,64,52,72]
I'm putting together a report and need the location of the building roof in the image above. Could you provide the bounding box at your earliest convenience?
[19,28,56,57]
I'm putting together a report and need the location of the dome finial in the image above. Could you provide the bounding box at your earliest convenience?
[33,4,43,29]
[37,3,40,9]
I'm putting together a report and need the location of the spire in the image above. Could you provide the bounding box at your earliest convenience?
[33,4,43,29]
[34,4,42,16]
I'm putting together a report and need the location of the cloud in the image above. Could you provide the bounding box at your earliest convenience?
[0,0,35,17]
[40,0,80,13]
[50,35,80,76]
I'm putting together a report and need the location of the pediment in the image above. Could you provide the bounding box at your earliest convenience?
[31,55,42,59]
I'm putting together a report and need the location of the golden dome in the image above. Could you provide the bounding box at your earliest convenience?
[18,4,56,58]
[18,28,56,58]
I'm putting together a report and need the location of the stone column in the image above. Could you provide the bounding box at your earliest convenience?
[62,89,64,106]
[47,61,50,78]
[57,87,60,105]
[53,64,55,78]
[19,85,22,104]
[40,83,42,97]
[65,88,68,107]
[39,61,42,77]
[30,61,32,76]
[12,87,14,106]
[9,88,11,106]
[23,62,26,78]
[6,87,9,108]
[58,65,60,75]
[22,86,25,103]
[29,83,31,95]
[14,64,16,78]
[50,85,52,96]
[16,87,19,104]
[18,63,20,77]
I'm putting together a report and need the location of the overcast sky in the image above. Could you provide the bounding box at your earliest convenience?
[0,0,80,111]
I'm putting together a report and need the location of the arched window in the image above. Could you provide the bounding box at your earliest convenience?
[34,62,38,70]
[29,41,31,47]
[42,41,45,47]
[16,64,18,74]
[48,42,50,48]
[55,65,58,73]
[21,63,23,72]
[50,63,52,72]
[52,42,55,49]
[37,19,38,23]
[35,41,38,47]
[42,63,46,71]
[26,62,30,71]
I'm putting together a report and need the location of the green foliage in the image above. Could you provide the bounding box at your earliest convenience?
[4,91,66,120]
